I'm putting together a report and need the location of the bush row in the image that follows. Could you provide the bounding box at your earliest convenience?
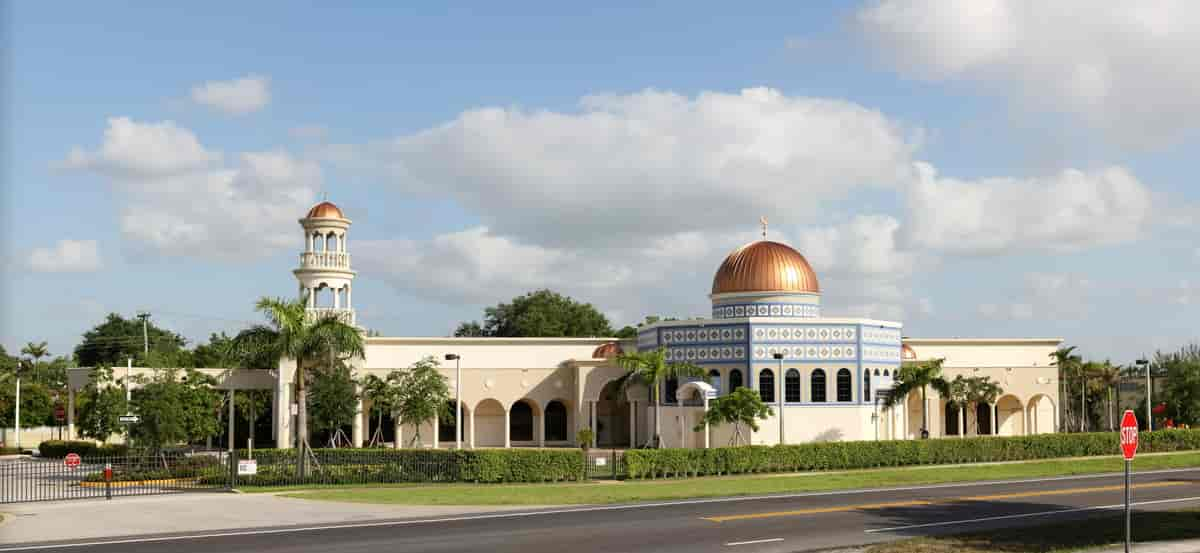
[37,440,129,459]
[84,455,223,482]
[227,447,586,485]
[623,429,1200,479]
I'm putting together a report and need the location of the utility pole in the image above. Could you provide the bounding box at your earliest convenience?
[136,311,150,357]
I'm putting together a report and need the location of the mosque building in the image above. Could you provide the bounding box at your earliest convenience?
[67,201,1063,449]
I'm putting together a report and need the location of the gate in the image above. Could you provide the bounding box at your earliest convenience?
[0,452,231,504]
[584,449,626,480]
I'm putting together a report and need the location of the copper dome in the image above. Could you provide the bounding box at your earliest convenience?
[306,201,345,219]
[592,341,624,359]
[711,241,820,295]
[901,344,917,362]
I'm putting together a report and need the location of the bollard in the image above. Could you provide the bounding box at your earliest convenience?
[104,463,113,500]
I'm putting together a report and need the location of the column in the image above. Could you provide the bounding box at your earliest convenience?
[991,404,998,436]
[958,408,965,438]
[346,285,352,309]
[504,407,511,448]
[274,376,292,449]
[589,401,597,448]
[536,407,545,448]
[433,415,439,449]
[67,387,76,440]
[469,409,476,449]
[351,383,364,447]
[629,402,637,449]
[334,286,341,309]
[394,419,403,449]
[702,398,710,449]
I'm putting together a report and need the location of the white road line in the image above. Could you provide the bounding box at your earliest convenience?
[865,496,1200,534]
[725,538,785,546]
[3,467,1198,551]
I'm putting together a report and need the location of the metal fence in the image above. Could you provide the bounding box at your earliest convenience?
[0,452,231,504]
[585,449,626,480]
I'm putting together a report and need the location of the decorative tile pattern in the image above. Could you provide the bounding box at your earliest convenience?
[861,345,902,362]
[861,327,902,345]
[712,303,820,319]
[750,325,857,343]
[660,325,747,345]
[666,345,746,363]
[751,344,858,361]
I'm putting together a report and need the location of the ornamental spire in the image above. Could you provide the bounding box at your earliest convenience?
[759,216,768,239]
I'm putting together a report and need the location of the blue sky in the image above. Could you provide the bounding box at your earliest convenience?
[4,2,1198,364]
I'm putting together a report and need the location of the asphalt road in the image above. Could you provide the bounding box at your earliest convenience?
[6,467,1200,553]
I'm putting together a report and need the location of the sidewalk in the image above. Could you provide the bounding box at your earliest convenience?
[1089,539,1200,552]
[0,492,549,544]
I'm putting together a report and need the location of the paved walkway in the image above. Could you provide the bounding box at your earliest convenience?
[1089,539,1200,552]
[0,492,547,544]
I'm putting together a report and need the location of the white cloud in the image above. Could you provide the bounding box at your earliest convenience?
[290,125,328,141]
[857,1,1200,145]
[904,162,1152,254]
[796,214,918,320]
[190,74,271,115]
[60,118,318,260]
[328,87,918,248]
[28,240,102,273]
[58,117,221,177]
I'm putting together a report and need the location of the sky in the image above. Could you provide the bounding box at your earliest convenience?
[3,1,1198,364]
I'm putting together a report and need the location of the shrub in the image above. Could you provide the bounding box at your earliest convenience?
[623,429,1200,479]
[38,440,129,458]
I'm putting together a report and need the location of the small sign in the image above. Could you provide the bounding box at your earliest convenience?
[594,457,607,467]
[64,453,81,469]
[118,414,140,424]
[237,459,258,476]
[290,403,298,416]
[54,406,66,422]
[1121,410,1139,460]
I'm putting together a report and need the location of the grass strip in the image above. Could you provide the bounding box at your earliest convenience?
[867,509,1200,553]
[271,451,1200,506]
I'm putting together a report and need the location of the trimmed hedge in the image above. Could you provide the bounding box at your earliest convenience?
[624,429,1200,479]
[37,440,129,459]
[218,447,586,486]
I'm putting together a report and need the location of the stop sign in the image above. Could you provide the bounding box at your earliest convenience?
[1120,410,1139,460]
[64,453,82,469]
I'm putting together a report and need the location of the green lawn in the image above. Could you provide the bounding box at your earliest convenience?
[867,509,1200,553]
[274,451,1200,506]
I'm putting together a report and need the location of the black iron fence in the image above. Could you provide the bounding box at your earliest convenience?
[0,452,230,504]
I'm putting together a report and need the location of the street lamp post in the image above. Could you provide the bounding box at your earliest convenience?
[773,353,784,444]
[445,354,462,449]
[1136,358,1150,432]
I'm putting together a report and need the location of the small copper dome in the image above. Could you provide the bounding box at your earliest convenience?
[712,241,819,295]
[901,344,917,361]
[592,342,624,359]
[306,201,345,219]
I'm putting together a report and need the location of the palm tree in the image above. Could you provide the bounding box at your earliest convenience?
[964,376,1002,435]
[883,358,951,439]
[20,341,48,382]
[229,295,364,476]
[946,376,970,438]
[1093,361,1122,431]
[1049,346,1082,432]
[615,347,705,447]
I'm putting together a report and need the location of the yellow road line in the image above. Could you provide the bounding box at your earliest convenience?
[701,481,1193,523]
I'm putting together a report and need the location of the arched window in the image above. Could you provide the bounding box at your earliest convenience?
[545,401,568,441]
[883,369,890,376]
[510,401,534,441]
[664,377,679,404]
[708,369,721,394]
[758,369,775,403]
[729,369,743,392]
[975,402,992,435]
[873,368,880,376]
[945,405,960,436]
[811,369,827,403]
[837,369,852,402]
[785,369,801,402]
[864,369,872,402]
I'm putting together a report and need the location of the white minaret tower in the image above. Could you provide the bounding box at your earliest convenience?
[294,200,357,326]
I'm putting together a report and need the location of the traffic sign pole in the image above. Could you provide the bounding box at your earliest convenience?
[1120,410,1139,553]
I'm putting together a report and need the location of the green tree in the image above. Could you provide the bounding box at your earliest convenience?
[694,387,774,446]
[0,381,53,430]
[75,366,129,442]
[883,358,951,439]
[20,341,49,382]
[190,333,238,368]
[1090,361,1122,431]
[1158,344,1200,427]
[616,346,706,447]
[75,313,188,367]
[362,373,398,447]
[1049,346,1083,432]
[389,356,451,447]
[455,289,616,337]
[309,362,359,447]
[129,369,221,452]
[229,295,365,475]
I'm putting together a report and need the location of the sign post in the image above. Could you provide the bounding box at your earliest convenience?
[1120,410,1139,553]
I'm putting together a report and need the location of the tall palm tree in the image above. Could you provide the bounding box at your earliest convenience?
[946,376,970,438]
[616,347,705,447]
[964,376,1002,435]
[229,295,364,476]
[20,341,48,382]
[1094,361,1122,431]
[1049,346,1082,432]
[883,358,951,439]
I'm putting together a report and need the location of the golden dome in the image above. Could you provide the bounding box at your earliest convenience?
[901,344,917,361]
[306,201,344,219]
[711,240,820,295]
[592,342,624,359]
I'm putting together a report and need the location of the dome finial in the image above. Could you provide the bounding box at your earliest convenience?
[759,216,768,239]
